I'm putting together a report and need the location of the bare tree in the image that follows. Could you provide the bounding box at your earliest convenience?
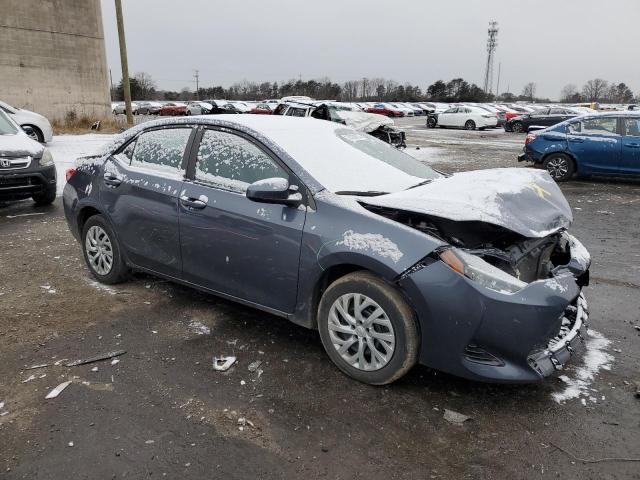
[133,72,156,99]
[582,78,608,102]
[521,82,536,102]
[560,84,580,103]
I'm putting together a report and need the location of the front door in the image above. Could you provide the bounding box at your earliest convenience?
[178,127,306,313]
[620,117,640,175]
[100,127,193,277]
[567,117,621,174]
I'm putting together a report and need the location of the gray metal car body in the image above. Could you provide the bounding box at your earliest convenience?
[63,115,591,383]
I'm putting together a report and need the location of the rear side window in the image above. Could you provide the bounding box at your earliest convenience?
[131,128,191,174]
[286,107,307,117]
[571,118,618,135]
[194,130,288,193]
[623,118,640,137]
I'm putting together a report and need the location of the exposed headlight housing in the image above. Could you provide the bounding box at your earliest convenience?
[39,148,54,166]
[439,248,527,294]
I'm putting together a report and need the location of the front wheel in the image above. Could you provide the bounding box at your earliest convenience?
[32,186,56,206]
[464,120,476,130]
[543,154,575,182]
[512,122,525,133]
[318,271,419,385]
[426,117,437,128]
[82,215,129,284]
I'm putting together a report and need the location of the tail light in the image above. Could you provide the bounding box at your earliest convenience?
[65,168,77,182]
[525,133,538,145]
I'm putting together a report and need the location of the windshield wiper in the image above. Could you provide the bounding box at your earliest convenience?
[406,179,434,190]
[335,190,389,197]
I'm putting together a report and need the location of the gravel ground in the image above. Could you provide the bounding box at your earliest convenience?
[1,118,639,479]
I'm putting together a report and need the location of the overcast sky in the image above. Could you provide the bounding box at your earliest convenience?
[101,0,640,99]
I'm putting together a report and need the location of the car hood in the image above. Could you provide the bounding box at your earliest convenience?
[0,133,44,157]
[361,168,573,238]
[334,110,393,133]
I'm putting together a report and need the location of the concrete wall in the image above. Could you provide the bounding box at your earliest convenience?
[0,0,111,121]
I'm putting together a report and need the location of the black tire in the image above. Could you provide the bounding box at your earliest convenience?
[464,120,476,130]
[512,122,525,133]
[543,154,575,182]
[186,110,192,116]
[81,214,129,284]
[426,117,437,128]
[318,271,419,385]
[24,125,44,143]
[32,186,56,206]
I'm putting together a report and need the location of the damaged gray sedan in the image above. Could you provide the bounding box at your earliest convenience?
[63,115,590,385]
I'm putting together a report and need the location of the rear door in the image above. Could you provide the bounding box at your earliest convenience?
[100,126,194,277]
[620,116,640,175]
[178,127,306,313]
[566,117,622,174]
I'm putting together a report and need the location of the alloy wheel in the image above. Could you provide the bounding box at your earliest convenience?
[546,157,569,179]
[85,225,114,275]
[327,293,395,371]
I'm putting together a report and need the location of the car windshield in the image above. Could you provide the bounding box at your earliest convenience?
[266,125,441,194]
[0,110,19,135]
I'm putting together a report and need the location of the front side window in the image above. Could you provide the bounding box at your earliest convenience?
[444,108,457,114]
[131,128,191,174]
[195,130,288,193]
[286,107,307,117]
[572,117,618,135]
[623,118,640,137]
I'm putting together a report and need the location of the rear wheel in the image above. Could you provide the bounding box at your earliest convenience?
[464,120,476,130]
[318,271,419,385]
[543,154,575,182]
[82,215,129,284]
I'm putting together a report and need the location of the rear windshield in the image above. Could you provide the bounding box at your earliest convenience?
[0,110,19,135]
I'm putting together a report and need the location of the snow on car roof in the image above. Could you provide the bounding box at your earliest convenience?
[103,115,429,194]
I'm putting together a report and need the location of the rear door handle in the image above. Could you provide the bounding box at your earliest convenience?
[179,195,207,210]
[103,174,122,187]
[625,143,640,148]
[568,137,584,143]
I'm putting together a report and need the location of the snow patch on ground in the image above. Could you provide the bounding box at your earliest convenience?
[552,329,614,404]
[85,279,118,295]
[48,134,116,194]
[337,230,404,263]
[188,320,211,336]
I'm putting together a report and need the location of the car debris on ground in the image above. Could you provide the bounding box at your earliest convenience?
[213,356,236,371]
[443,409,472,425]
[45,381,72,399]
[65,350,126,367]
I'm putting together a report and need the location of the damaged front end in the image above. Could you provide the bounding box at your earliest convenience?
[362,202,592,383]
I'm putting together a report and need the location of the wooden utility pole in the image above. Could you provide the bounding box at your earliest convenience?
[115,0,133,126]
[194,70,200,100]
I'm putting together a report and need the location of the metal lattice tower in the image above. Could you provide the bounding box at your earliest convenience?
[482,21,499,95]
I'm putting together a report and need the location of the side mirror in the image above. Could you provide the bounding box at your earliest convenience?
[246,177,302,207]
[21,125,35,136]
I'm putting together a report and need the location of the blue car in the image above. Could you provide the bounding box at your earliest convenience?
[63,115,591,385]
[518,112,640,181]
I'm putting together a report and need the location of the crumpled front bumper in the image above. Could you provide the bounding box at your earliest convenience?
[527,292,588,377]
[398,234,591,383]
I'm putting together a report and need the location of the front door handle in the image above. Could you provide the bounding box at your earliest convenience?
[179,195,207,210]
[568,137,584,143]
[625,143,640,148]
[103,174,122,187]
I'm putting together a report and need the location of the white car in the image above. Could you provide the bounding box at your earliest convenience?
[0,100,53,143]
[186,101,213,115]
[432,106,498,130]
[230,101,253,113]
[112,102,140,115]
